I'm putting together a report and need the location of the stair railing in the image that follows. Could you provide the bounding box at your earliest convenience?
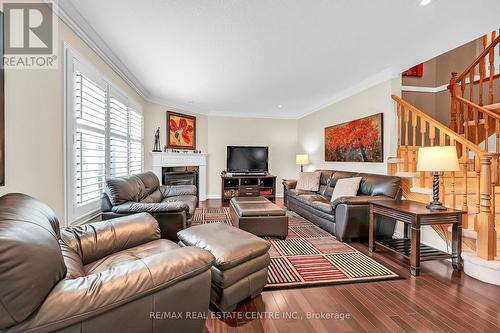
[392,95,497,260]
[449,31,500,138]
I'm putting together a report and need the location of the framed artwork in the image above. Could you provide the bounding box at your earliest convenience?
[324,113,383,162]
[403,63,424,77]
[167,111,196,150]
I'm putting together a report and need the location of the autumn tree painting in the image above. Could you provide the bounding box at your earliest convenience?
[324,113,383,162]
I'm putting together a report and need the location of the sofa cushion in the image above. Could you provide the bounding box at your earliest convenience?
[295,194,327,205]
[310,199,334,214]
[61,213,161,265]
[316,170,334,186]
[357,173,401,198]
[330,177,362,202]
[135,172,160,198]
[84,239,179,275]
[105,175,145,206]
[140,189,163,203]
[0,194,67,329]
[296,171,321,191]
[330,171,358,187]
[162,195,197,217]
[287,188,316,198]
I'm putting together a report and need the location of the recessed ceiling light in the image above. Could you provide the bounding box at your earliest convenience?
[419,0,431,6]
[278,104,283,108]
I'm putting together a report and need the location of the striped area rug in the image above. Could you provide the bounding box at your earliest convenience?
[192,207,399,289]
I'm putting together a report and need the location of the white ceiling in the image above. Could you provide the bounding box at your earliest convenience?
[64,0,500,118]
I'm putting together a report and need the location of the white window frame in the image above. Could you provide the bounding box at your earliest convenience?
[64,44,144,225]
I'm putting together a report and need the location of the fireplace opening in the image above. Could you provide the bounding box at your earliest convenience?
[162,166,199,198]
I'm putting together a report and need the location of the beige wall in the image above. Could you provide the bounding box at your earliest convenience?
[0,19,146,223]
[402,37,481,125]
[143,102,208,171]
[205,117,298,197]
[297,78,401,175]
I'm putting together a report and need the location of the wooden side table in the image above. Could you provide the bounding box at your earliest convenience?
[369,200,462,276]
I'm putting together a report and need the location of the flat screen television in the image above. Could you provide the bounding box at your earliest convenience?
[226,146,269,173]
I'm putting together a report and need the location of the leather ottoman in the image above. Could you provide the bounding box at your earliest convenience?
[230,196,288,239]
[177,222,270,312]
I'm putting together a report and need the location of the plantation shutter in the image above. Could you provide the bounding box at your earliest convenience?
[74,72,107,206]
[109,93,130,178]
[129,107,143,174]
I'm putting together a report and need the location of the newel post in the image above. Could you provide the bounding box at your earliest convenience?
[449,72,459,132]
[477,155,496,260]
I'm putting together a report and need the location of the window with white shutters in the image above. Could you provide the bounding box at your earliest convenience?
[74,72,107,206]
[110,96,129,178]
[129,108,143,175]
[66,48,143,225]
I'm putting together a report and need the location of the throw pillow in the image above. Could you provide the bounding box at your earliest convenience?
[330,177,362,202]
[296,171,321,191]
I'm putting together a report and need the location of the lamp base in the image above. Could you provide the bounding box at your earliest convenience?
[426,201,447,211]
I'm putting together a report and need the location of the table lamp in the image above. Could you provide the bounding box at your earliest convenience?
[296,154,309,172]
[416,146,460,210]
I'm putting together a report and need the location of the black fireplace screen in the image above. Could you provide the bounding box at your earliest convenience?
[162,167,199,197]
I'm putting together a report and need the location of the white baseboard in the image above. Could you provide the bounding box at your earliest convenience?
[203,194,284,201]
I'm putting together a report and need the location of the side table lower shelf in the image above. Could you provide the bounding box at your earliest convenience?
[376,238,451,262]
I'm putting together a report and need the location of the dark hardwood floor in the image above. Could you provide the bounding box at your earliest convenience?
[200,199,500,333]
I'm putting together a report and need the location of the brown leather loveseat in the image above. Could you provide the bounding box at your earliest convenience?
[0,193,214,333]
[283,170,402,242]
[101,171,197,241]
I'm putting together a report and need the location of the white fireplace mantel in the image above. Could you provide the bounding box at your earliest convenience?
[150,152,208,201]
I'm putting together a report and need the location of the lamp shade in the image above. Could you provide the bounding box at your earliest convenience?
[417,146,460,172]
[296,154,309,165]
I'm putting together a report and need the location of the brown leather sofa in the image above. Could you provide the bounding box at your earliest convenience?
[101,171,197,241]
[0,193,215,333]
[283,170,402,242]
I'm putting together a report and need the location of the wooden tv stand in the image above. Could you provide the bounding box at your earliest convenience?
[221,174,276,202]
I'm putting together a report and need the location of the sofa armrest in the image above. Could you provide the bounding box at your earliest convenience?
[112,201,189,214]
[61,213,160,265]
[331,195,394,210]
[8,247,215,333]
[282,179,297,190]
[160,185,197,198]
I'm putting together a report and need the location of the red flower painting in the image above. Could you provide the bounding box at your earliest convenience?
[324,113,383,162]
[167,112,196,149]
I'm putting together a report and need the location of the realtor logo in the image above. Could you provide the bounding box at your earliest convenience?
[2,0,58,69]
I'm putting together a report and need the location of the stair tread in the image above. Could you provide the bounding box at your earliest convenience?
[387,158,404,163]
[483,102,500,110]
[464,119,486,126]
[395,171,419,178]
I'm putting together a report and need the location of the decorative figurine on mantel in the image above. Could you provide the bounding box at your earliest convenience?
[152,127,162,152]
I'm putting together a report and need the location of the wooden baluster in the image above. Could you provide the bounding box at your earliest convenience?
[475,155,481,232]
[439,131,446,203]
[469,70,479,144]
[479,36,487,106]
[411,112,417,172]
[404,107,410,171]
[462,145,469,229]
[449,72,459,132]
[429,124,435,146]
[450,138,456,209]
[397,103,402,157]
[461,77,466,135]
[489,31,497,105]
[477,155,496,260]
[484,114,489,152]
[419,118,427,187]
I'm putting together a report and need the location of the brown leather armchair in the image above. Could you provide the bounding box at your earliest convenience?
[101,171,198,242]
[0,193,214,333]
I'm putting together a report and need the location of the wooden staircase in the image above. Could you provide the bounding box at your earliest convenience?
[390,31,500,266]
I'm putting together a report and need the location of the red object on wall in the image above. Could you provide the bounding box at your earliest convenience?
[403,63,424,77]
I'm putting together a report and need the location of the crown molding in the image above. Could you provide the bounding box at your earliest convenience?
[52,0,152,102]
[297,68,395,119]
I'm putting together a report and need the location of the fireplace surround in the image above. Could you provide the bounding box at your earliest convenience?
[150,152,207,201]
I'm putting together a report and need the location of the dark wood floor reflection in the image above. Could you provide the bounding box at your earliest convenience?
[200,199,500,333]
